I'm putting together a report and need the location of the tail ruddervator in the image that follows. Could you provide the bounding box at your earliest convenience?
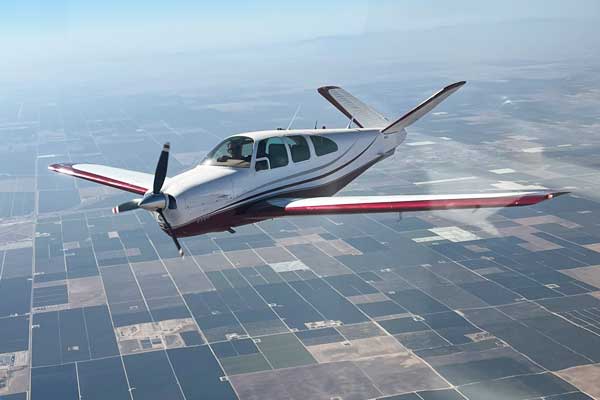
[317,85,389,128]
[318,81,466,133]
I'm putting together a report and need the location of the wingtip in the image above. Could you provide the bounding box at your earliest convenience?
[178,248,185,258]
[446,81,467,90]
[546,191,570,199]
[317,85,340,94]
[48,163,60,171]
[48,163,75,173]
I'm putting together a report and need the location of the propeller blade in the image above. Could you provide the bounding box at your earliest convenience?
[157,209,184,257]
[153,142,170,194]
[112,199,141,214]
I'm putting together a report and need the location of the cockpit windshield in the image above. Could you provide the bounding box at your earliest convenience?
[202,136,254,168]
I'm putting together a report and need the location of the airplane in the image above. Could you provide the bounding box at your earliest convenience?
[48,81,567,257]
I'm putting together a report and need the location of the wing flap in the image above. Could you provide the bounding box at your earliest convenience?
[48,163,156,195]
[267,191,566,215]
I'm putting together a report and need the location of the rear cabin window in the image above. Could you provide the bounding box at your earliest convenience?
[255,137,289,171]
[310,135,338,156]
[284,135,310,162]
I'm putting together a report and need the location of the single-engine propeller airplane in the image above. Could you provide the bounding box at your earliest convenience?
[49,81,567,256]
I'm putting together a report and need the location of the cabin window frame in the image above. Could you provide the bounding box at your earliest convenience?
[202,136,254,168]
[283,135,311,163]
[310,135,338,156]
[254,136,290,172]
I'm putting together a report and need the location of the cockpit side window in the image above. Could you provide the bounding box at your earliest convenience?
[203,136,253,168]
[256,137,289,171]
[310,135,338,156]
[284,135,310,163]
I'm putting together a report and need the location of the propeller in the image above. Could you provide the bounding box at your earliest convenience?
[113,142,184,257]
[154,143,169,194]
[112,199,140,214]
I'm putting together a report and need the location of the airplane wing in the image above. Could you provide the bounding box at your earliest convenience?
[261,191,567,216]
[48,163,157,195]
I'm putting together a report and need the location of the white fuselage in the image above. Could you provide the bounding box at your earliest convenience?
[161,128,407,231]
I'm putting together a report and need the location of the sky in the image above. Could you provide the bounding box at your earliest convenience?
[2,0,599,54]
[1,0,599,86]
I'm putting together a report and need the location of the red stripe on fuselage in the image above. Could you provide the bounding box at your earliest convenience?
[283,194,550,215]
[48,164,149,195]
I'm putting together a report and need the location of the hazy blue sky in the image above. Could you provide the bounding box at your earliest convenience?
[2,0,599,54]
[1,0,599,87]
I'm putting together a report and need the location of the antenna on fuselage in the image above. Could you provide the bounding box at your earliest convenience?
[286,104,302,130]
[314,120,318,129]
[346,115,354,129]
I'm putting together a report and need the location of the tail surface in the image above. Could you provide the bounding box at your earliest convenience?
[318,81,466,133]
[318,86,389,128]
[381,81,466,134]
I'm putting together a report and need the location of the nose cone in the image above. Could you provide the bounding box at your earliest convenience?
[161,165,235,225]
[138,193,167,210]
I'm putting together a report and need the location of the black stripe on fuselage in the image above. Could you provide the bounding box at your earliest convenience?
[172,139,391,231]
[215,135,380,213]
[171,153,388,236]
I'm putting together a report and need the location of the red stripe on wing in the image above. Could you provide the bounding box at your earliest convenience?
[48,163,149,195]
[284,193,558,215]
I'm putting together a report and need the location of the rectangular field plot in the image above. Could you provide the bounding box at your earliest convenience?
[289,278,369,325]
[0,315,29,354]
[296,327,345,346]
[168,346,237,399]
[147,295,191,321]
[230,361,381,400]
[78,357,130,400]
[357,300,407,318]
[101,264,152,327]
[59,308,91,363]
[0,277,32,317]
[355,352,449,395]
[33,284,68,308]
[31,363,79,400]
[32,312,61,367]
[1,247,33,279]
[212,339,271,375]
[459,372,578,399]
[124,350,184,400]
[256,333,317,369]
[307,336,406,363]
[248,282,323,330]
[83,305,119,359]
[131,260,180,299]
[164,257,215,294]
[32,306,118,367]
[65,247,99,279]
